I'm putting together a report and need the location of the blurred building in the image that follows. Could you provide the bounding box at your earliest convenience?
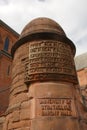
[0,20,19,115]
[75,52,87,108]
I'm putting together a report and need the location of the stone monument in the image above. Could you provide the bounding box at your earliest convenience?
[3,18,87,130]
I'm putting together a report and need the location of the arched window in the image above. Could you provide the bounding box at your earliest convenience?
[7,65,10,75]
[4,37,9,51]
[0,34,3,43]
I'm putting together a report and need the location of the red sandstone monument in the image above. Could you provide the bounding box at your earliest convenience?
[3,18,87,130]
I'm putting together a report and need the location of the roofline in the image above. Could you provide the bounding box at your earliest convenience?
[0,19,20,37]
[76,68,84,71]
[76,67,87,71]
[75,52,87,58]
[75,52,87,71]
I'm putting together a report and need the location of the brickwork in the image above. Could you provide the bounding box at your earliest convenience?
[77,68,87,87]
[0,21,18,53]
[0,20,19,115]
[76,68,87,108]
[0,116,5,130]
[3,43,31,130]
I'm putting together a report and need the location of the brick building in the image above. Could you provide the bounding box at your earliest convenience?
[75,52,87,107]
[0,20,19,115]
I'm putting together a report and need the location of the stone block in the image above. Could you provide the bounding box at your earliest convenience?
[28,82,73,98]
[9,92,28,106]
[8,120,31,130]
[20,108,30,120]
[12,110,20,122]
[31,117,80,130]
[21,100,31,109]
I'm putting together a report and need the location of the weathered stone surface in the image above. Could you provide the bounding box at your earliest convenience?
[8,120,31,130]
[23,40,77,84]
[21,101,30,108]
[20,108,30,120]
[9,92,28,106]
[6,103,21,114]
[12,110,20,122]
[14,127,30,130]
[3,113,12,130]
[31,117,80,130]
[28,82,74,98]
[0,117,5,130]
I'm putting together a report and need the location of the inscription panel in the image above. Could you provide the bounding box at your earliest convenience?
[23,40,77,83]
[36,98,76,117]
[29,40,74,74]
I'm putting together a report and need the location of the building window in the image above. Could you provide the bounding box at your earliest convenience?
[0,34,3,43]
[4,37,9,51]
[7,65,10,76]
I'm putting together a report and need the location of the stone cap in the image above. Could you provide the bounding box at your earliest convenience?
[11,17,76,57]
[20,17,66,38]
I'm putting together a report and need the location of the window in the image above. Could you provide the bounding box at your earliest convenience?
[0,34,2,43]
[7,65,10,76]
[4,37,9,51]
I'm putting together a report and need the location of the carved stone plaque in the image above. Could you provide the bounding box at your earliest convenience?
[35,98,77,117]
[24,40,77,83]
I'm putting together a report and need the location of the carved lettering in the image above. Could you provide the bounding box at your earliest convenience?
[22,40,77,84]
[36,98,72,117]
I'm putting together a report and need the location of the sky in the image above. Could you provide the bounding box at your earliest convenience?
[0,0,87,56]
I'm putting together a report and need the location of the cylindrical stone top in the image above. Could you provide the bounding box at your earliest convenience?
[11,17,78,84]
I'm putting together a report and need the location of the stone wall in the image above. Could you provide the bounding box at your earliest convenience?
[3,43,31,130]
[0,116,5,130]
[77,68,87,87]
